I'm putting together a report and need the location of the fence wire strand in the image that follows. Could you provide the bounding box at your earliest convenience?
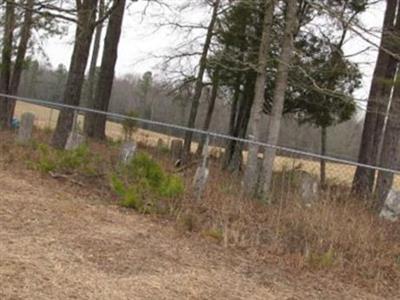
[1,92,399,176]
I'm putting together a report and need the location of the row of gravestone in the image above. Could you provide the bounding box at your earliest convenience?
[16,112,86,151]
[16,112,208,198]
[15,112,400,221]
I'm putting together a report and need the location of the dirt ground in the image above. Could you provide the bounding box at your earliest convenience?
[0,168,390,300]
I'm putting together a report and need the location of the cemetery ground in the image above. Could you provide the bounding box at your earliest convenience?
[0,129,400,300]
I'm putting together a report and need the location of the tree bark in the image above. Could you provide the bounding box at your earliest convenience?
[374,5,400,206]
[84,0,126,140]
[223,76,241,169]
[374,75,400,207]
[320,126,327,188]
[182,0,220,163]
[352,0,397,197]
[224,72,255,172]
[52,0,98,148]
[83,0,105,112]
[8,0,35,122]
[0,1,15,129]
[242,0,275,197]
[262,0,298,197]
[196,68,220,156]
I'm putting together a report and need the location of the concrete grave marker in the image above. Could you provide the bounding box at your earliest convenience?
[120,141,137,165]
[65,112,85,150]
[65,132,86,150]
[193,166,209,199]
[16,112,35,144]
[192,135,210,200]
[171,139,183,160]
[299,172,319,205]
[380,189,400,221]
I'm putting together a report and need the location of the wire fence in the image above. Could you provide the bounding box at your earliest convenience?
[3,93,400,199]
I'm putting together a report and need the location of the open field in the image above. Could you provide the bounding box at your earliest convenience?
[15,101,400,188]
[0,167,390,300]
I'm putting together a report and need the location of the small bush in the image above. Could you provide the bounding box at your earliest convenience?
[32,143,100,176]
[111,152,184,213]
[159,175,185,198]
[307,248,336,269]
[177,212,198,232]
[202,228,224,242]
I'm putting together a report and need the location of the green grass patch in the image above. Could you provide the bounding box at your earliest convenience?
[111,152,184,213]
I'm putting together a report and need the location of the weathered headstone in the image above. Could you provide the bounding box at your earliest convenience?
[297,171,319,205]
[65,131,86,150]
[192,135,210,200]
[120,141,137,165]
[16,112,35,144]
[157,138,166,154]
[380,189,400,221]
[65,111,85,150]
[171,139,183,160]
[193,166,209,200]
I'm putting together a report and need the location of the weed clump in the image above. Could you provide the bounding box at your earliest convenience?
[31,143,101,176]
[111,152,184,213]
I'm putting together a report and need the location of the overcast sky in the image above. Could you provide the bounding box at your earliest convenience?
[41,1,385,102]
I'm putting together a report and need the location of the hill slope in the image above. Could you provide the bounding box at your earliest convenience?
[0,169,385,299]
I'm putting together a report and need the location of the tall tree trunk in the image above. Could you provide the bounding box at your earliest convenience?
[374,73,400,206]
[225,72,256,172]
[320,126,327,188]
[374,8,400,206]
[182,0,220,162]
[262,0,298,196]
[223,72,254,171]
[83,0,105,112]
[52,0,98,148]
[223,37,247,171]
[352,0,397,197]
[8,0,35,122]
[223,76,241,169]
[196,68,220,156]
[227,75,241,137]
[0,1,15,129]
[84,0,126,140]
[243,0,275,197]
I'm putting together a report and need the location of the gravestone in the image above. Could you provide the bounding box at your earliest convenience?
[157,138,164,148]
[171,139,183,160]
[157,138,166,154]
[120,141,137,165]
[65,131,86,150]
[192,135,210,200]
[65,111,85,150]
[192,166,209,200]
[297,171,319,205]
[16,112,35,144]
[380,189,400,221]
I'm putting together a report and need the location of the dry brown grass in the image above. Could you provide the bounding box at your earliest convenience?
[176,164,400,297]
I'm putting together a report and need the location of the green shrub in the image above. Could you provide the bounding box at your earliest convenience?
[159,175,185,198]
[202,228,224,242]
[32,143,100,176]
[307,248,336,269]
[111,152,184,213]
